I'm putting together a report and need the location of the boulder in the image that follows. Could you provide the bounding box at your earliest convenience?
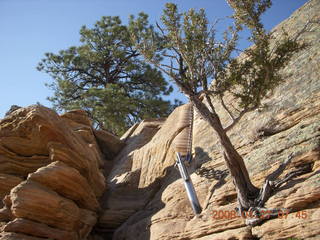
[94,129,125,158]
[0,148,50,177]
[28,161,99,211]
[3,218,78,240]
[60,109,92,126]
[0,106,105,196]
[0,105,109,239]
[10,180,80,231]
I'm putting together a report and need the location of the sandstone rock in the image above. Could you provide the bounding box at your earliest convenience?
[60,109,92,126]
[0,146,50,177]
[0,175,22,199]
[2,196,11,208]
[78,209,97,239]
[108,118,165,186]
[195,226,254,240]
[98,118,165,230]
[28,161,99,211]
[94,129,125,158]
[10,180,80,231]
[0,105,112,239]
[0,105,105,196]
[47,141,105,197]
[4,106,21,118]
[264,152,320,211]
[252,205,320,239]
[0,207,13,222]
[109,107,189,190]
[120,123,139,142]
[3,218,78,240]
[98,209,136,229]
[60,110,105,168]
[0,232,48,240]
[100,1,320,239]
[0,105,108,238]
[0,195,13,222]
[0,1,318,240]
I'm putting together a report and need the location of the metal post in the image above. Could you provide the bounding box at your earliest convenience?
[176,153,202,215]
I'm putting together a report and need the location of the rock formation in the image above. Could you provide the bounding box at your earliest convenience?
[0,108,122,240]
[0,0,319,239]
[97,0,320,239]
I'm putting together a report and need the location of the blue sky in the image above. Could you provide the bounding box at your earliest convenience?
[0,0,309,118]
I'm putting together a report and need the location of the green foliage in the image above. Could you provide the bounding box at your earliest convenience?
[129,0,305,121]
[227,0,272,30]
[38,16,180,135]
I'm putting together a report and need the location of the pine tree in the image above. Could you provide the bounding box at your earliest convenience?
[38,16,180,135]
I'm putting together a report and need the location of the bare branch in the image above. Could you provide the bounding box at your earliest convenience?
[163,53,179,62]
[219,95,235,121]
[266,153,294,182]
[204,93,218,116]
[199,72,217,115]
[156,22,181,58]
[273,161,311,188]
[156,22,166,37]
[160,63,179,71]
[224,106,256,132]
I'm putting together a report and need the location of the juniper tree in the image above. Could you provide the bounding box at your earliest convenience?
[37,16,180,135]
[129,0,309,225]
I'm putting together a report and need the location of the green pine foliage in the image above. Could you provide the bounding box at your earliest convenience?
[128,0,309,213]
[129,0,305,120]
[38,16,180,135]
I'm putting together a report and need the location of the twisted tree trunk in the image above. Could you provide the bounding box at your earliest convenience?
[190,96,259,210]
[188,95,311,226]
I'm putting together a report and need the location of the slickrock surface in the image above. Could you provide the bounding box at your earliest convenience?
[0,107,123,239]
[98,0,320,239]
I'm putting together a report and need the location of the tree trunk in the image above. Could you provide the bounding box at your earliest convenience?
[190,96,259,209]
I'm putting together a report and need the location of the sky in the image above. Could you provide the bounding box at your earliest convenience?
[0,0,309,118]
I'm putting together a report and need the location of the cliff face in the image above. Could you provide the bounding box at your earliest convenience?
[98,0,320,239]
[0,0,319,240]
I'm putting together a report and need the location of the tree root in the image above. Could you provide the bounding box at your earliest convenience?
[236,153,313,226]
[245,207,291,226]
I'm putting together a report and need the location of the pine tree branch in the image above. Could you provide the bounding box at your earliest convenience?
[224,105,256,132]
[219,95,235,121]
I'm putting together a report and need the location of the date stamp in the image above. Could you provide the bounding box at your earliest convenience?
[210,209,308,220]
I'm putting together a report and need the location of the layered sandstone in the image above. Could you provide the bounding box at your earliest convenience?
[0,0,319,240]
[0,108,124,240]
[98,0,320,239]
